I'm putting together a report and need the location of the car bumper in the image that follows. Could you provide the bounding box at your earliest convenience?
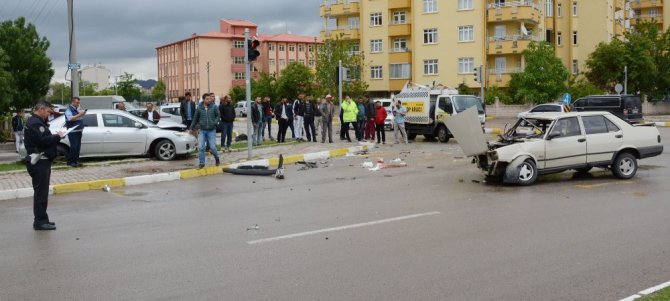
[174,135,198,154]
[638,145,663,159]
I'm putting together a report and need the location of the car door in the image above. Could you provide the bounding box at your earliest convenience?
[544,116,587,169]
[79,113,104,156]
[101,113,148,156]
[582,115,623,164]
[161,106,182,122]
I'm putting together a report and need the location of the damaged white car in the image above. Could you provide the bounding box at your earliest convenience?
[445,108,664,185]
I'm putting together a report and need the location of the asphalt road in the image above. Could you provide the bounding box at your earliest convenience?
[1,129,669,301]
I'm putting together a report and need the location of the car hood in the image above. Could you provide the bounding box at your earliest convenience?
[443,106,488,156]
[155,119,187,131]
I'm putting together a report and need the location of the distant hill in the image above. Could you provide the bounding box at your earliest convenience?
[136,79,157,89]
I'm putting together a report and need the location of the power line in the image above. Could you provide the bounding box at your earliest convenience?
[33,0,52,23]
[36,0,60,29]
[25,0,43,22]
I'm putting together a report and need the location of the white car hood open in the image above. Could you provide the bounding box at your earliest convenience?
[444,106,488,156]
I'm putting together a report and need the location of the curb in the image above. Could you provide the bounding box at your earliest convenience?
[0,145,368,201]
[484,128,503,135]
[619,280,670,301]
[654,121,670,127]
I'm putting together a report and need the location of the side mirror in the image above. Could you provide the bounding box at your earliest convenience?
[546,132,560,140]
[134,122,143,129]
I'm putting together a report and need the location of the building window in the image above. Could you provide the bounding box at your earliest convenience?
[370,12,383,26]
[424,28,438,44]
[557,3,562,17]
[309,60,315,67]
[308,44,314,52]
[351,43,360,54]
[393,11,406,24]
[390,63,411,79]
[546,0,553,16]
[423,0,438,13]
[458,0,473,10]
[268,43,275,51]
[393,38,407,52]
[424,59,438,75]
[233,57,244,64]
[279,59,286,66]
[370,66,383,79]
[269,59,275,66]
[557,32,562,46]
[573,1,577,16]
[288,44,295,52]
[233,40,245,48]
[298,44,305,52]
[371,39,383,53]
[299,59,306,65]
[572,59,579,74]
[458,26,474,42]
[234,73,245,80]
[573,31,578,45]
[289,59,296,64]
[279,44,285,52]
[458,58,474,74]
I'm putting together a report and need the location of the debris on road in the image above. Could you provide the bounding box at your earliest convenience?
[102,185,111,192]
[426,166,434,169]
[246,224,260,231]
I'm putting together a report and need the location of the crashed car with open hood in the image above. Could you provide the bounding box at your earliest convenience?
[445,107,663,185]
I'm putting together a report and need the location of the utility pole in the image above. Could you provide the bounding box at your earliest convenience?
[479,64,485,102]
[206,61,211,92]
[245,29,253,159]
[624,65,628,95]
[338,60,342,103]
[67,0,79,98]
[164,64,169,103]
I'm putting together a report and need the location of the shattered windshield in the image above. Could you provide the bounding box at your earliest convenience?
[504,117,553,139]
[453,96,485,114]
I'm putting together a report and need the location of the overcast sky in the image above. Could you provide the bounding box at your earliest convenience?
[0,0,323,83]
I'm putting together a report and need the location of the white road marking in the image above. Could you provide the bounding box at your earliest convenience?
[247,211,441,245]
[619,280,670,301]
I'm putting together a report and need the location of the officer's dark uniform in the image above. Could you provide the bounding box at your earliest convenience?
[24,114,62,229]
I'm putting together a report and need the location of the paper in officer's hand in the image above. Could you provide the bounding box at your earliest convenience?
[59,125,80,136]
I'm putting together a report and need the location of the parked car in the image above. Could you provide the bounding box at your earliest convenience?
[517,103,570,118]
[571,95,643,123]
[234,101,248,117]
[158,103,182,123]
[445,109,663,186]
[20,109,196,161]
[384,106,394,130]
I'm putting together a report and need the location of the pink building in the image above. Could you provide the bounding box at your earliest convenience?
[156,19,321,101]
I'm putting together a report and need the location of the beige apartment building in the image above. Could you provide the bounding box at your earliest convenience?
[629,0,670,30]
[320,0,628,95]
[156,19,320,101]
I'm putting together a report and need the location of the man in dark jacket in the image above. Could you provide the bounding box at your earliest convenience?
[218,95,236,152]
[190,93,220,168]
[293,93,306,141]
[364,96,377,141]
[303,96,317,142]
[275,97,290,143]
[251,96,263,146]
[141,103,160,124]
[180,92,196,127]
[263,97,274,141]
[12,110,25,153]
[24,101,65,230]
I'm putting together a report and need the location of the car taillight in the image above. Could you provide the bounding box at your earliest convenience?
[623,108,628,115]
[659,135,662,143]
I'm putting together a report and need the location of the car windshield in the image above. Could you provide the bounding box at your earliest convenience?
[453,96,484,114]
[504,117,553,139]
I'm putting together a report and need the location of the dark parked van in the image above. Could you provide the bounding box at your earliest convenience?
[571,95,643,123]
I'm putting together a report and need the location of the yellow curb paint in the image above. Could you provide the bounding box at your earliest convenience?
[53,178,125,194]
[283,154,305,165]
[179,166,223,179]
[268,157,279,167]
[485,116,496,121]
[491,128,503,134]
[329,148,349,157]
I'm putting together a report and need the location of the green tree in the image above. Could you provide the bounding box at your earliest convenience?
[229,85,246,102]
[0,17,54,111]
[48,82,71,105]
[585,40,627,91]
[152,80,166,101]
[510,41,569,104]
[567,76,602,100]
[253,72,278,102]
[276,62,314,100]
[0,48,14,110]
[484,85,513,105]
[116,72,141,101]
[457,81,470,95]
[79,81,99,96]
[313,38,368,98]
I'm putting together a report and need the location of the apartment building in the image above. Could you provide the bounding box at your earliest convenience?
[320,0,628,95]
[629,0,670,30]
[156,19,320,100]
[80,64,111,92]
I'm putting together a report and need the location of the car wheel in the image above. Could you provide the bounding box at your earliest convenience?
[407,133,417,140]
[509,159,538,186]
[611,152,637,179]
[437,125,450,143]
[155,140,177,161]
[55,144,68,162]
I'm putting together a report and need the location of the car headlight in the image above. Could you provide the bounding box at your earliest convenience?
[173,132,191,138]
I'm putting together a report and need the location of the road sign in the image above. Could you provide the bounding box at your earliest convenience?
[615,84,623,94]
[562,93,572,105]
[67,63,81,69]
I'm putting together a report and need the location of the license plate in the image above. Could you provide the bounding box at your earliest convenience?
[632,108,639,114]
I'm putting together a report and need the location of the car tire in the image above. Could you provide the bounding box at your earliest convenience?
[508,159,537,186]
[407,133,417,140]
[437,125,450,143]
[155,139,177,161]
[55,144,68,162]
[611,152,637,179]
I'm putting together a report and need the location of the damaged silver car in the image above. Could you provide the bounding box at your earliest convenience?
[445,108,663,185]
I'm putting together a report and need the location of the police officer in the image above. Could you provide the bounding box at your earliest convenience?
[24,101,65,231]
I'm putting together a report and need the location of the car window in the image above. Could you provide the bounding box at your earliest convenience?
[549,117,581,138]
[573,99,587,107]
[604,117,621,132]
[588,97,619,107]
[102,114,137,128]
[582,116,608,135]
[548,105,561,112]
[162,107,180,115]
[82,114,98,127]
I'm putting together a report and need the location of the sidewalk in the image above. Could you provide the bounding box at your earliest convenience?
[0,139,371,200]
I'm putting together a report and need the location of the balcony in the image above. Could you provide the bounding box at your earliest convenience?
[630,13,663,26]
[389,0,410,9]
[388,23,411,36]
[389,48,411,63]
[487,1,542,24]
[231,64,245,73]
[320,0,360,17]
[487,35,542,55]
[230,48,245,57]
[321,25,360,40]
[487,67,524,86]
[629,0,663,9]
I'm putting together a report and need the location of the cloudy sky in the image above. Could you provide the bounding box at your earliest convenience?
[0,0,323,83]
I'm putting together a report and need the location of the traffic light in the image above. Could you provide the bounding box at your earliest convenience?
[248,39,261,61]
[474,67,480,82]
